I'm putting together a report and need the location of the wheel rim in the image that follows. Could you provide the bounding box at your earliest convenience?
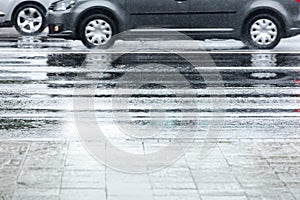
[17,7,43,34]
[85,19,113,46]
[250,18,278,46]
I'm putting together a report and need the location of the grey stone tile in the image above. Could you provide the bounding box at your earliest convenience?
[191,170,237,183]
[278,172,300,183]
[13,188,59,200]
[201,196,247,200]
[153,189,199,200]
[0,190,13,200]
[258,142,299,157]
[218,142,261,157]
[197,182,244,196]
[28,142,67,156]
[13,197,58,200]
[65,152,105,171]
[150,168,196,190]
[62,170,105,189]
[236,171,285,188]
[226,156,269,168]
[0,158,24,168]
[0,142,29,157]
[60,189,105,200]
[245,188,295,200]
[17,167,62,189]
[107,170,152,196]
[22,142,68,168]
[23,155,65,168]
[109,195,153,200]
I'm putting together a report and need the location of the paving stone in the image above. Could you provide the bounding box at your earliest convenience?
[257,142,299,157]
[197,182,244,196]
[13,188,59,200]
[0,142,29,157]
[225,156,269,168]
[0,167,20,178]
[0,158,23,168]
[266,156,300,164]
[277,172,300,183]
[153,189,199,199]
[185,146,226,165]
[288,187,300,200]
[150,167,196,190]
[13,197,58,200]
[0,179,17,192]
[236,171,285,188]
[107,180,153,196]
[188,160,229,170]
[154,195,199,200]
[0,190,13,200]
[191,170,237,183]
[17,167,62,189]
[109,195,153,200]
[201,196,248,200]
[22,142,67,168]
[152,181,196,190]
[151,166,191,178]
[287,182,300,199]
[28,142,68,156]
[62,170,105,189]
[245,188,295,200]
[24,155,65,168]
[2,140,300,200]
[107,170,152,196]
[218,142,261,157]
[68,142,86,152]
[65,151,105,171]
[60,189,105,200]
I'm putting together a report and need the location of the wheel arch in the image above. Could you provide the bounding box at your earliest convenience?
[75,7,121,38]
[241,8,287,37]
[11,1,47,23]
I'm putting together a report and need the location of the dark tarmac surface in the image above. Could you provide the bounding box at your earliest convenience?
[1,32,300,200]
[0,41,300,141]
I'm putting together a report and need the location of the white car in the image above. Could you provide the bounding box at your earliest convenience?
[0,0,53,35]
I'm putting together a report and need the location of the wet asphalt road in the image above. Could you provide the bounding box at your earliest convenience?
[0,35,300,142]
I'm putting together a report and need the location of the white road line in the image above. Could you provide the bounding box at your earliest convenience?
[1,51,300,54]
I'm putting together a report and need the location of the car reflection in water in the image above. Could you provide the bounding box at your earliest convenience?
[46,52,300,89]
[47,53,209,90]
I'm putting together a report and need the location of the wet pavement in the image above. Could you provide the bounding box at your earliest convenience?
[0,29,300,199]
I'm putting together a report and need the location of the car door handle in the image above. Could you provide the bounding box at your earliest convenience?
[174,0,187,2]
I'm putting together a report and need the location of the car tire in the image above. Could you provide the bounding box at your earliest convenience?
[243,14,282,49]
[13,4,46,36]
[79,14,117,49]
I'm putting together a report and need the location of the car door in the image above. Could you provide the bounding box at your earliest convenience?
[189,0,239,30]
[126,0,189,29]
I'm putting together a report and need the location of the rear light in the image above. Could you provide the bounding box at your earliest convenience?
[296,0,300,2]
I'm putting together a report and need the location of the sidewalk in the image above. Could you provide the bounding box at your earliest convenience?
[1,139,299,200]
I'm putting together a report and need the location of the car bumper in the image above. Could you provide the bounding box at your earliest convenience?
[286,27,300,37]
[47,10,78,39]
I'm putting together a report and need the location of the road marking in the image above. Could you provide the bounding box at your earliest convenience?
[1,51,300,54]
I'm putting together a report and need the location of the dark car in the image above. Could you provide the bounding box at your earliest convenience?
[47,0,300,49]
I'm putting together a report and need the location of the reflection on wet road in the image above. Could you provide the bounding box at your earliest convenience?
[1,45,300,140]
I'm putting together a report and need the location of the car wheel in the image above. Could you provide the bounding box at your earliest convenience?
[13,4,46,36]
[79,14,116,49]
[243,14,282,49]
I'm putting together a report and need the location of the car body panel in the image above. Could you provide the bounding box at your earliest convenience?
[48,0,300,41]
[0,0,53,26]
[127,0,189,28]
